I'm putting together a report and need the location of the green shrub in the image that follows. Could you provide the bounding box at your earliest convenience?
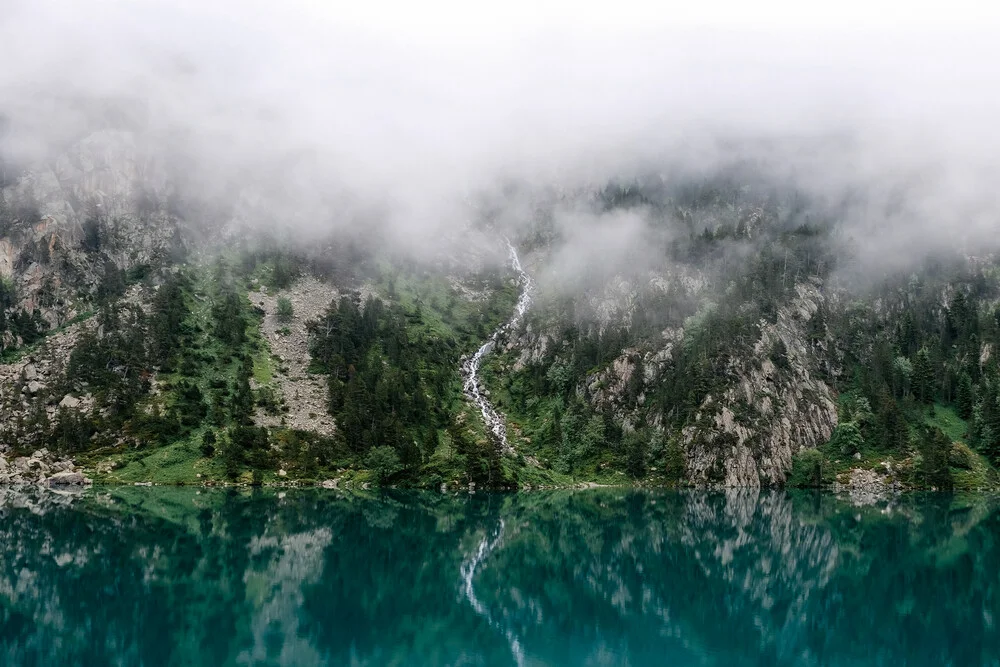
[829,422,864,456]
[664,437,686,482]
[918,426,954,490]
[276,297,294,323]
[366,445,402,485]
[787,448,834,488]
[255,386,283,415]
[949,441,975,470]
[200,431,217,458]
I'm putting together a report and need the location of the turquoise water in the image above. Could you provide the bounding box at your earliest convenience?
[1,488,998,666]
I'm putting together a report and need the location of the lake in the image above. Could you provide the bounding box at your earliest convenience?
[0,487,997,666]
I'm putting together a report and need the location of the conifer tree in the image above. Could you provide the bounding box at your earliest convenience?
[913,348,934,404]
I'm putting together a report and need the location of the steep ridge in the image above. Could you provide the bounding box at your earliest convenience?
[682,280,839,486]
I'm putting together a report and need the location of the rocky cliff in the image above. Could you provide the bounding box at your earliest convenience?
[492,245,840,487]
[681,281,838,486]
[0,130,184,335]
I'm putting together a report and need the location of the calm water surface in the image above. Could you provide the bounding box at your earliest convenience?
[1,487,998,666]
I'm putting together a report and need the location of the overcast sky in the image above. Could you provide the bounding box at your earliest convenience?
[2,0,999,268]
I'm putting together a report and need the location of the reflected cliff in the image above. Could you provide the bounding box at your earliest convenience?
[1,487,999,666]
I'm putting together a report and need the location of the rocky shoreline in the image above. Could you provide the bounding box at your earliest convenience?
[0,448,92,487]
[831,467,901,506]
[0,449,976,499]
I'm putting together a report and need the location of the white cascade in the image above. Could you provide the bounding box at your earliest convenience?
[461,239,534,455]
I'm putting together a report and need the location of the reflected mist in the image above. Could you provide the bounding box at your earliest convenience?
[1,488,999,666]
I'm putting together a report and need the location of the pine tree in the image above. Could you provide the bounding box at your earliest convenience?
[919,426,954,490]
[624,430,648,479]
[625,356,644,406]
[983,390,1000,466]
[547,404,563,451]
[421,428,440,459]
[664,437,686,482]
[830,422,865,455]
[913,347,934,404]
[877,389,909,451]
[956,372,974,419]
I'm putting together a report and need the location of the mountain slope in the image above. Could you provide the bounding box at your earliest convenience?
[0,145,998,489]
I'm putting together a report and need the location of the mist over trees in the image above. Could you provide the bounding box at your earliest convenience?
[0,1,998,489]
[1,1,999,279]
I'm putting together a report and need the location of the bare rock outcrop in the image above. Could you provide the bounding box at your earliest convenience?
[1,130,184,338]
[0,449,89,486]
[683,281,838,487]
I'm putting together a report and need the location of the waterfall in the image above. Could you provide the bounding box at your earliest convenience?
[460,518,525,667]
[461,239,534,455]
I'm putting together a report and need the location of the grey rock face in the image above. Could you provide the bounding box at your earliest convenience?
[1,129,184,336]
[47,471,92,487]
[683,282,838,487]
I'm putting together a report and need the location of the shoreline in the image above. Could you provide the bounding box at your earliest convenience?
[7,479,995,493]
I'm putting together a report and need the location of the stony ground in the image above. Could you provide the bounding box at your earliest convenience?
[0,321,96,449]
[249,277,339,436]
[0,285,151,449]
[0,448,91,486]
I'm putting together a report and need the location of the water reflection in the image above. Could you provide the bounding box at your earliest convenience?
[0,487,998,666]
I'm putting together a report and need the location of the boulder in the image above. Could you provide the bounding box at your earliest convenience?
[23,364,38,380]
[59,395,81,409]
[29,460,50,475]
[26,381,44,394]
[320,479,339,489]
[47,471,91,486]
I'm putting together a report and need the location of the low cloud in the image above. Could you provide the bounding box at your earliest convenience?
[1,0,999,281]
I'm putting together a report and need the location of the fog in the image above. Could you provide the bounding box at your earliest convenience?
[2,0,999,279]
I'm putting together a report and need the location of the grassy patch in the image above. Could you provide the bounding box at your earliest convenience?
[373,261,520,350]
[250,325,274,385]
[949,441,998,490]
[924,403,968,443]
[88,435,224,485]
